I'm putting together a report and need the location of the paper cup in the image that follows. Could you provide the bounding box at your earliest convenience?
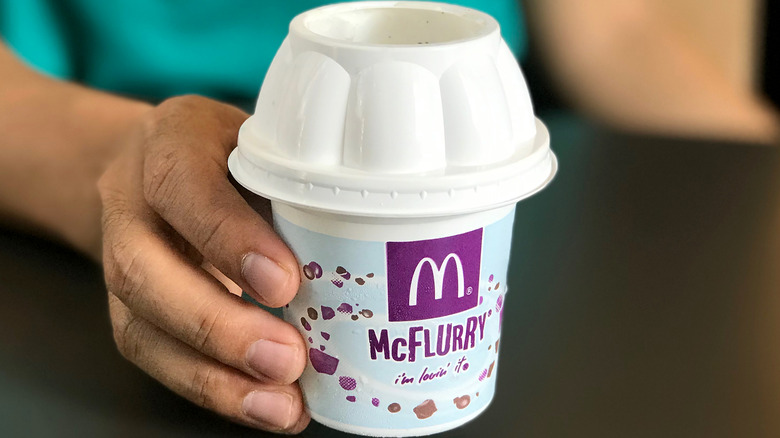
[273,202,516,436]
[228,2,556,435]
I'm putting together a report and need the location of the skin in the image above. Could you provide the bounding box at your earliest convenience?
[0,42,310,433]
[526,0,779,143]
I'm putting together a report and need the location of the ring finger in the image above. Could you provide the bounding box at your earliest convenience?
[108,293,310,432]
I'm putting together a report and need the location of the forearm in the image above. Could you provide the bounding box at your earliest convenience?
[525,1,779,143]
[0,42,152,258]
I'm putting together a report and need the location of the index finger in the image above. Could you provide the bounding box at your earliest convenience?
[141,96,300,307]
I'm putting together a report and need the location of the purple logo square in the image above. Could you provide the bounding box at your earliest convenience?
[386,229,483,322]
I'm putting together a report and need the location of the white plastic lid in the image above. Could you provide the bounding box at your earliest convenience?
[228,1,557,217]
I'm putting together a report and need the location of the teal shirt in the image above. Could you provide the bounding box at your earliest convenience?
[1,1,526,107]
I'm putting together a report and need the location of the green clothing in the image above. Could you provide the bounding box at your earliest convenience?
[1,1,526,106]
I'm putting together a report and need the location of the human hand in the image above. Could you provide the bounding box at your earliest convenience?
[98,96,309,433]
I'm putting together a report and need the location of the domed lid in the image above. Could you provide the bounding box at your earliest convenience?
[228,1,556,217]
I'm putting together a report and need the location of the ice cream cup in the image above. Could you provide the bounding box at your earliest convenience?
[228,2,556,436]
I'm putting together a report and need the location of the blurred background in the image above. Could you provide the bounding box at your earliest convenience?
[522,0,778,144]
[1,0,779,437]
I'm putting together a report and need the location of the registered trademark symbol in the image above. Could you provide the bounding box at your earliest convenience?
[466,286,473,295]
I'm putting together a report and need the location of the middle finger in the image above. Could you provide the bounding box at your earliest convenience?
[102,206,307,385]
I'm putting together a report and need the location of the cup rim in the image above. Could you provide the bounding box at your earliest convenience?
[290,1,499,50]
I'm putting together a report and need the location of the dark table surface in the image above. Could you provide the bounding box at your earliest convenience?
[2,116,779,438]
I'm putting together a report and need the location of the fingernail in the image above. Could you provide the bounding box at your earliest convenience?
[242,253,290,305]
[243,391,294,430]
[246,339,300,383]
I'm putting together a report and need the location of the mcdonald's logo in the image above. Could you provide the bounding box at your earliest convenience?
[386,229,482,322]
[408,254,465,306]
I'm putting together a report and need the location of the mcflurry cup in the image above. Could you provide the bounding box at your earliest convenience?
[228,2,557,436]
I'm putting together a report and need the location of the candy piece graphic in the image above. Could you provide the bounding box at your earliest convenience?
[346,396,356,402]
[453,395,471,409]
[351,315,359,321]
[489,274,494,282]
[310,262,323,279]
[488,309,492,317]
[487,361,495,378]
[479,296,484,305]
[309,348,339,375]
[372,398,380,407]
[303,262,323,280]
[331,279,344,288]
[337,303,353,314]
[336,266,351,280]
[355,278,365,285]
[307,307,318,320]
[413,399,437,420]
[495,339,499,351]
[388,403,401,413]
[308,337,313,343]
[496,294,503,311]
[478,369,487,381]
[366,273,374,278]
[321,306,335,320]
[359,309,373,318]
[463,363,469,371]
[321,331,331,340]
[339,376,357,390]
[319,345,326,351]
[302,264,315,280]
[495,282,500,290]
[301,317,311,331]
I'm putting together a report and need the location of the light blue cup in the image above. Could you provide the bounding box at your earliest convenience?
[228,2,556,435]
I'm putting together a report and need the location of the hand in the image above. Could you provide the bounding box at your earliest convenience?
[98,96,309,433]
